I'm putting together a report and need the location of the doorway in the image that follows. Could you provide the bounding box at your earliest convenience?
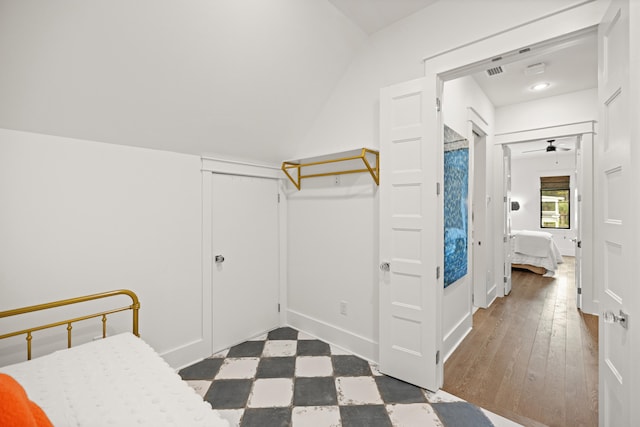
[441,34,598,427]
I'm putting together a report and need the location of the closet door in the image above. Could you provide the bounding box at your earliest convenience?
[211,173,280,352]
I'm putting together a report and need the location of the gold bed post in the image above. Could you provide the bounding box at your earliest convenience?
[0,289,141,360]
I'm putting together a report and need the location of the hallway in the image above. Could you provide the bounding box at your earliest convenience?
[443,258,598,427]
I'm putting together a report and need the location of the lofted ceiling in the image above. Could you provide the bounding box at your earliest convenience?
[0,0,598,163]
[0,0,368,164]
[327,0,438,34]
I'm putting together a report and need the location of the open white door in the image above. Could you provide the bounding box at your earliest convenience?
[379,77,442,391]
[502,145,512,295]
[596,0,633,425]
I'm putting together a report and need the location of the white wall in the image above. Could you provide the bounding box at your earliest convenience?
[495,89,598,134]
[0,129,206,368]
[286,174,378,360]
[511,151,577,256]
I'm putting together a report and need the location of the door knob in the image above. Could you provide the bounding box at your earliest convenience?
[604,309,628,329]
[215,255,225,263]
[379,262,390,272]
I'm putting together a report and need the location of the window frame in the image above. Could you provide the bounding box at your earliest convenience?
[539,175,571,229]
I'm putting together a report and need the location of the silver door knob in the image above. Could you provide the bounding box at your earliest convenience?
[379,262,390,272]
[604,309,628,329]
[215,255,225,263]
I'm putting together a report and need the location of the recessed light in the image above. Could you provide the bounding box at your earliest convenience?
[530,82,550,91]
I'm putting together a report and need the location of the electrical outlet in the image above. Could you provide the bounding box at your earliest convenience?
[340,300,347,316]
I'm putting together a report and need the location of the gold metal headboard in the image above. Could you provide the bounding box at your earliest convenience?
[0,289,140,360]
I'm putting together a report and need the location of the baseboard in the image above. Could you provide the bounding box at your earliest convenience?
[442,311,472,363]
[287,309,378,362]
[487,284,497,305]
[160,337,212,371]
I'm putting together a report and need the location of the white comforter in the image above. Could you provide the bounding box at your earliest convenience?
[0,333,228,427]
[511,230,563,273]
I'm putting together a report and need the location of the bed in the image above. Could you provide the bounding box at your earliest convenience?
[0,290,229,427]
[510,229,563,276]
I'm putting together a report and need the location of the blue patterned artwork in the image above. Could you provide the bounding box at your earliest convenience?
[444,125,469,288]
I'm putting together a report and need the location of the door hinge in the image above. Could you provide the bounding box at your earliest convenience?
[278,303,281,313]
[578,194,582,202]
[436,97,441,112]
[277,194,281,203]
[436,350,440,364]
[504,196,508,203]
[577,288,582,295]
[436,182,441,195]
[503,236,508,243]
[577,240,582,248]
[436,266,441,279]
[504,276,508,283]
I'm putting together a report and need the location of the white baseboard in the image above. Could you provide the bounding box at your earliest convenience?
[442,311,472,363]
[487,284,497,304]
[287,309,378,362]
[160,338,211,371]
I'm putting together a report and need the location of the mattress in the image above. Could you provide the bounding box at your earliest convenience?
[511,230,563,273]
[0,333,228,427]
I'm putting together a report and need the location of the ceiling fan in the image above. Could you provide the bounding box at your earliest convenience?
[522,139,572,154]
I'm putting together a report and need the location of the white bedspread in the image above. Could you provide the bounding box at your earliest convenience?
[0,333,228,427]
[513,229,554,257]
[511,230,563,273]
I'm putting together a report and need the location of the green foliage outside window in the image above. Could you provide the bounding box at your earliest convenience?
[540,189,570,229]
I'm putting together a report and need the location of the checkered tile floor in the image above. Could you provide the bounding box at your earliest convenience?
[178,327,514,427]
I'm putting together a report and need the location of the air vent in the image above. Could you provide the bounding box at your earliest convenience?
[485,66,504,77]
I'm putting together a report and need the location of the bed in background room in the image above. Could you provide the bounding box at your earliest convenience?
[511,229,563,276]
[0,290,228,427]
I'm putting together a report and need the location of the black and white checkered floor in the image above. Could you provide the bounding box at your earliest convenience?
[179,327,519,427]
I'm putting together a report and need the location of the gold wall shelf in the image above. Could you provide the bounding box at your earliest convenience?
[281,148,379,190]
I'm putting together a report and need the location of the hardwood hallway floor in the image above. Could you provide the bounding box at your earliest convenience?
[443,258,598,427]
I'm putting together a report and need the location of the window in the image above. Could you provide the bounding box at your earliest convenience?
[540,175,570,229]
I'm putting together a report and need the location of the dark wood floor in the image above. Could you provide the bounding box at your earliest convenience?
[443,258,598,427]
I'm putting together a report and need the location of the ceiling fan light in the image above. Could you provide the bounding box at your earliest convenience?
[531,82,550,91]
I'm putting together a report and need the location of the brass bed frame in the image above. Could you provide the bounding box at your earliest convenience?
[0,289,140,361]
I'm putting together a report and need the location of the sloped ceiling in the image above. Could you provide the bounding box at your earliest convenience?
[0,0,366,163]
[327,0,438,34]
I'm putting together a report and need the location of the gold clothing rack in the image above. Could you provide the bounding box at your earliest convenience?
[281,148,379,190]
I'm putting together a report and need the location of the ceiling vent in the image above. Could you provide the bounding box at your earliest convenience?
[485,66,504,77]
[525,62,546,76]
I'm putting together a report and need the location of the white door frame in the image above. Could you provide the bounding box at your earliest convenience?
[420,1,605,390]
[201,157,287,355]
[493,123,596,311]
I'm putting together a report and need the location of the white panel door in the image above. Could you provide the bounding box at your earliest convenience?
[212,173,280,353]
[379,77,441,391]
[597,1,632,425]
[502,145,512,295]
